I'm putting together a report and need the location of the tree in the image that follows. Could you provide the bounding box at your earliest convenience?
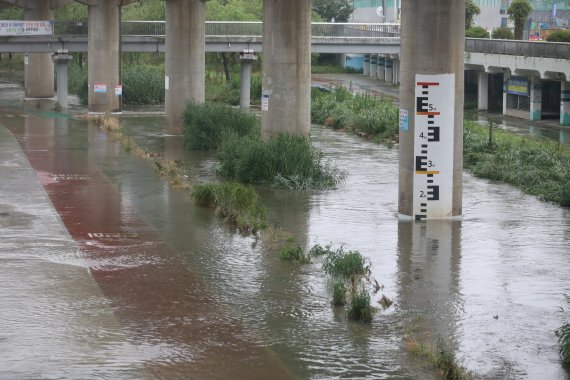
[492,27,514,39]
[508,0,532,40]
[312,0,354,23]
[465,0,481,30]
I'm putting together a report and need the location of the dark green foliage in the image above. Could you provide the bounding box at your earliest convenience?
[434,338,470,380]
[206,71,262,106]
[216,132,345,190]
[332,281,347,306]
[465,26,489,38]
[492,27,514,39]
[508,0,533,40]
[311,87,398,140]
[309,243,335,257]
[556,323,570,367]
[191,182,267,234]
[347,289,373,322]
[280,245,311,264]
[546,30,570,42]
[312,0,353,22]
[322,247,369,279]
[311,64,362,74]
[464,121,570,207]
[122,64,165,105]
[68,61,88,105]
[465,0,481,29]
[183,102,258,150]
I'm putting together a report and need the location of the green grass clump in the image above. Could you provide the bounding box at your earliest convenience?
[556,323,570,367]
[311,87,398,141]
[280,245,311,264]
[323,247,369,279]
[464,121,570,207]
[332,281,347,306]
[216,132,345,190]
[347,288,373,322]
[309,243,335,257]
[191,182,267,234]
[405,337,472,380]
[183,102,258,150]
[122,64,165,105]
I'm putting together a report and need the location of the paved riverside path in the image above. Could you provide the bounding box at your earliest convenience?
[0,110,295,379]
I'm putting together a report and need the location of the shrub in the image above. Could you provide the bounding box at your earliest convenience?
[347,288,373,322]
[68,62,88,104]
[332,281,347,306]
[556,322,570,367]
[492,27,514,39]
[280,245,311,264]
[216,132,345,190]
[322,247,369,279]
[122,64,164,105]
[465,26,489,38]
[191,182,267,234]
[546,30,570,43]
[183,102,258,150]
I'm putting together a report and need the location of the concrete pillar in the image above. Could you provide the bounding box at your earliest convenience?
[88,0,121,114]
[530,76,542,121]
[560,81,570,126]
[385,59,393,83]
[53,50,73,109]
[24,1,54,99]
[369,55,378,78]
[240,50,257,110]
[503,71,510,116]
[165,0,206,133]
[392,58,400,85]
[261,0,311,138]
[377,57,385,81]
[399,0,465,220]
[478,72,489,110]
[363,55,370,76]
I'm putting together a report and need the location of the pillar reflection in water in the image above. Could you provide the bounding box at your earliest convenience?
[397,220,463,344]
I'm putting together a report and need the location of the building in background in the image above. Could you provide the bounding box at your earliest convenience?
[473,0,570,34]
[351,0,400,23]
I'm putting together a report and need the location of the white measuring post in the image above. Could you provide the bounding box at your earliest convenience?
[398,0,464,220]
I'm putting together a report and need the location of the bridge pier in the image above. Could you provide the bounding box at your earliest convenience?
[392,56,400,85]
[165,0,205,134]
[239,50,257,110]
[88,0,122,114]
[24,1,54,99]
[385,58,393,83]
[477,72,489,110]
[261,0,311,138]
[562,81,570,126]
[53,50,72,109]
[377,56,385,81]
[399,0,464,220]
[369,55,377,78]
[363,55,370,76]
[530,76,542,121]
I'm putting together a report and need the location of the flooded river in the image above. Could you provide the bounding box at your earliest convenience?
[1,76,570,379]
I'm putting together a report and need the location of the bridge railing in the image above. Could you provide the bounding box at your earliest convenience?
[52,21,400,38]
[466,37,570,59]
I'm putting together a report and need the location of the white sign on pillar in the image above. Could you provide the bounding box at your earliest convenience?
[413,74,455,220]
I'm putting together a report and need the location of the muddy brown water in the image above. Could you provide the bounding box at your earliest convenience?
[0,76,569,379]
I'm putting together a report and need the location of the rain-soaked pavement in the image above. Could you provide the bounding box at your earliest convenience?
[1,74,570,379]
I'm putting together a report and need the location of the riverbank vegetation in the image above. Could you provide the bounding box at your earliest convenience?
[182,101,345,190]
[191,182,267,234]
[464,121,570,207]
[311,87,399,143]
[405,337,472,380]
[556,296,570,367]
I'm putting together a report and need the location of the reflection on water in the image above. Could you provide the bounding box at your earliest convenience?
[0,76,569,378]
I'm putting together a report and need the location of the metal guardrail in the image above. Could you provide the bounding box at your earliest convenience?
[465,37,570,59]
[52,21,400,38]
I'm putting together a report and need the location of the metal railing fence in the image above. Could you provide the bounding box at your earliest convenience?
[51,21,400,38]
[465,37,570,59]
